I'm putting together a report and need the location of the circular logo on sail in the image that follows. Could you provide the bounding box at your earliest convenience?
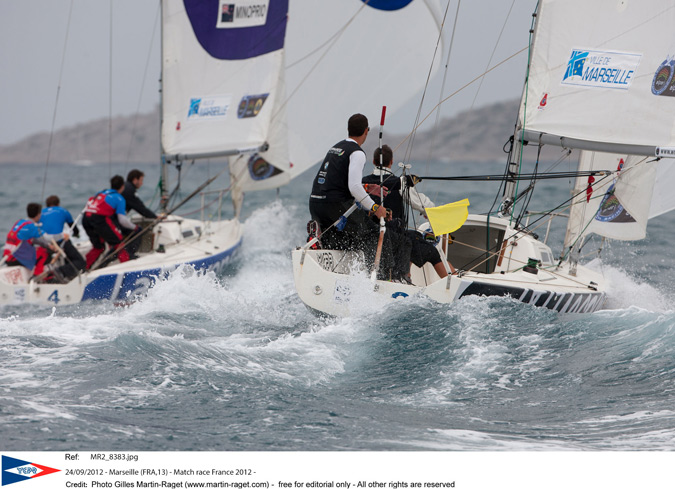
[248,154,283,180]
[651,57,675,96]
[361,0,414,11]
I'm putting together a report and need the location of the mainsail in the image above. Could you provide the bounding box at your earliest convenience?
[505,0,675,249]
[161,0,291,193]
[517,0,675,156]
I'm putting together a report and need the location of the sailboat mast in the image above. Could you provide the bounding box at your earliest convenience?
[159,0,170,213]
[499,4,540,221]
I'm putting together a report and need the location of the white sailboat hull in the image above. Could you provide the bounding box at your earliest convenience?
[292,215,606,317]
[0,215,241,306]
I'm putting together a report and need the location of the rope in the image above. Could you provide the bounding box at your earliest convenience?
[41,0,75,202]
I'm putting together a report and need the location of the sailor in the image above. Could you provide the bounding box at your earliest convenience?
[39,195,86,282]
[363,145,454,279]
[2,203,54,276]
[82,175,141,269]
[309,113,403,279]
[122,169,157,219]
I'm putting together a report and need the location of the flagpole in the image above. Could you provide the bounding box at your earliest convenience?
[370,106,387,283]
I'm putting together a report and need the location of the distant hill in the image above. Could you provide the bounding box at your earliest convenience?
[0,108,161,165]
[0,100,523,165]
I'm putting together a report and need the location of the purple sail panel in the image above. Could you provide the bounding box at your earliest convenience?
[361,0,414,11]
[183,0,288,60]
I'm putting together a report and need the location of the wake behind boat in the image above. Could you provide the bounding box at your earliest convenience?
[293,0,675,317]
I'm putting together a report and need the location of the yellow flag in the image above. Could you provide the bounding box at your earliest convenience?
[425,198,470,236]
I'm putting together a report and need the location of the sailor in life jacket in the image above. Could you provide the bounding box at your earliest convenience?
[3,202,54,275]
[309,114,388,250]
[39,195,87,282]
[362,144,454,279]
[82,175,141,269]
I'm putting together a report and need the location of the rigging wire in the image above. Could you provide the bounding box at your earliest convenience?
[108,0,113,178]
[402,0,452,166]
[426,0,461,170]
[124,1,161,173]
[272,2,369,122]
[41,0,75,202]
[393,46,528,155]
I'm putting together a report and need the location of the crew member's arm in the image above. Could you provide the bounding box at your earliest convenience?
[18,223,52,249]
[124,183,157,219]
[401,176,435,217]
[348,151,386,219]
[112,193,140,231]
[117,213,138,231]
[65,209,80,238]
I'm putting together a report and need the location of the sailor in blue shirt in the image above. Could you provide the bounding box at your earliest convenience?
[40,195,80,241]
[3,203,53,274]
[38,195,86,282]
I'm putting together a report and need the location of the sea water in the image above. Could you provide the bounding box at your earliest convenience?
[1,160,674,451]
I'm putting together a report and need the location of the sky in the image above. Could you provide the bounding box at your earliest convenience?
[0,0,538,146]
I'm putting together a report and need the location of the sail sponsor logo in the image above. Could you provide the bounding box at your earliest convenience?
[216,0,269,29]
[237,94,269,119]
[651,57,675,96]
[2,456,60,486]
[187,95,231,121]
[561,49,641,90]
[361,0,414,10]
[594,158,636,224]
[247,154,283,180]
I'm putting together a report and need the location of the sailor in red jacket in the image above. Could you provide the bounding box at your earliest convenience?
[3,203,53,275]
[82,175,141,269]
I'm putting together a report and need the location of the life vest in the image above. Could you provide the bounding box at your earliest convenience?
[362,171,404,220]
[310,140,364,203]
[3,219,32,260]
[85,189,117,217]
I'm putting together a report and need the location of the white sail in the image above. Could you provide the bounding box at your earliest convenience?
[283,0,445,178]
[565,152,654,247]
[161,0,291,192]
[518,0,675,154]
[565,150,675,246]
[161,0,444,193]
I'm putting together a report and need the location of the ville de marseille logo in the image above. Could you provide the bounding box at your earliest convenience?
[1,456,60,486]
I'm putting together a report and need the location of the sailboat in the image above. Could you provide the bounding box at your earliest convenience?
[0,0,290,306]
[292,0,675,317]
[0,0,447,306]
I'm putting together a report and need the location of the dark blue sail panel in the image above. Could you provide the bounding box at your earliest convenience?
[183,0,288,60]
[361,0,414,11]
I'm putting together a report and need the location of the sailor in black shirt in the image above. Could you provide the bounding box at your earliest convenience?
[122,169,157,219]
[308,114,405,280]
[363,145,454,279]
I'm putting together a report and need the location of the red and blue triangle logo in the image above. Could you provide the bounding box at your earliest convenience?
[1,456,60,486]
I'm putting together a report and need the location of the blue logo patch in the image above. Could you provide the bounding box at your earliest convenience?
[362,0,414,10]
[2,456,60,486]
[392,292,409,299]
[563,50,588,80]
[561,48,641,90]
